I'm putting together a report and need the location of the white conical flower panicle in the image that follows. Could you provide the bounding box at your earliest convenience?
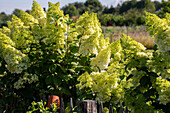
[0,32,30,73]
[31,0,46,26]
[146,12,170,58]
[76,12,108,55]
[91,46,111,71]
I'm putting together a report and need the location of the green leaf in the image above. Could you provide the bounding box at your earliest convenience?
[69,45,79,53]
[85,66,91,73]
[153,44,158,51]
[57,64,66,73]
[71,62,77,66]
[50,54,58,62]
[68,69,75,73]
[147,72,158,77]
[75,65,84,72]
[143,88,156,99]
[53,77,62,86]
[120,75,125,80]
[61,88,71,95]
[77,35,82,39]
[126,74,134,81]
[49,64,57,73]
[0,74,5,77]
[140,76,150,87]
[45,76,53,85]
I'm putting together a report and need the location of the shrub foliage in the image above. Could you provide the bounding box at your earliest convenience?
[0,1,169,112]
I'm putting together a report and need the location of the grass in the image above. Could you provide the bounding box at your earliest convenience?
[102,26,155,49]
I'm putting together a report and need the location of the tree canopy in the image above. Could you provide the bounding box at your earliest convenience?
[0,0,169,27]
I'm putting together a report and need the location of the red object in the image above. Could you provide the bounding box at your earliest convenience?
[47,95,60,109]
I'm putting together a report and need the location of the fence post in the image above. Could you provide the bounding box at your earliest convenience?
[77,99,80,111]
[99,101,103,113]
[125,107,129,113]
[70,97,73,112]
[109,103,113,113]
[126,26,129,36]
[82,100,97,113]
[104,26,106,38]
[60,97,65,113]
[119,106,123,113]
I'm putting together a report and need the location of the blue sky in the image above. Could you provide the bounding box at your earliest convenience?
[0,0,162,14]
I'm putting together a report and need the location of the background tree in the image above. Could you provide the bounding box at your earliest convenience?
[12,9,22,18]
[103,7,109,14]
[25,10,31,14]
[144,0,156,12]
[103,5,116,14]
[123,8,141,26]
[161,0,170,13]
[153,1,162,11]
[0,12,11,28]
[119,0,135,14]
[134,0,155,12]
[113,15,125,26]
[62,4,79,17]
[73,2,86,15]
[158,0,170,17]
[0,0,169,27]
[99,14,114,26]
[84,0,103,13]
